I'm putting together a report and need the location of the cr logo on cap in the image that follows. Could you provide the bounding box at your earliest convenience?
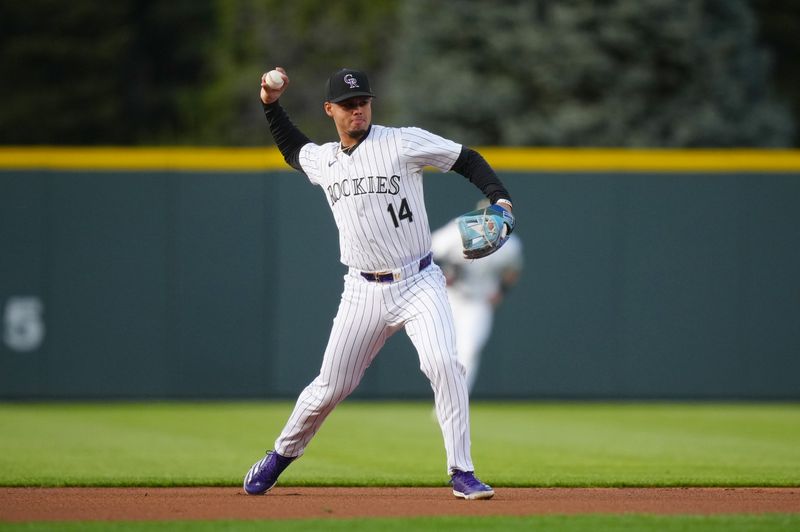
[343,74,359,89]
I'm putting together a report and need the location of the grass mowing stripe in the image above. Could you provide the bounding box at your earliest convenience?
[0,402,798,487]
[1,515,799,532]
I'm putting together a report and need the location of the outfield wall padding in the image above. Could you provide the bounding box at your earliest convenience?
[1,167,799,399]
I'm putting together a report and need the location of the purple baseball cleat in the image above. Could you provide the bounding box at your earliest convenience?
[243,450,295,495]
[449,470,495,500]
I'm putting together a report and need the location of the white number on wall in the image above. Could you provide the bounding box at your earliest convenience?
[3,297,45,352]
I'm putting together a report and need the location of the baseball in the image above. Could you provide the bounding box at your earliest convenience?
[265,70,284,89]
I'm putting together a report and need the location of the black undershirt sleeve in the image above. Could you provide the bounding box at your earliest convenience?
[450,147,512,204]
[263,101,311,172]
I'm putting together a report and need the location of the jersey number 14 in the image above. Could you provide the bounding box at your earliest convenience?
[387,198,413,227]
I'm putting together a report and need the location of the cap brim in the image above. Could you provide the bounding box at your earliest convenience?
[328,92,375,103]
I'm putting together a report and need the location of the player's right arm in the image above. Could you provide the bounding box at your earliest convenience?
[260,68,312,172]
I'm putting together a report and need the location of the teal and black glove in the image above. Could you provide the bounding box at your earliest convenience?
[456,204,515,259]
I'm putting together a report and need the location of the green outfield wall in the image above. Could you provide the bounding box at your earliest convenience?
[1,148,799,399]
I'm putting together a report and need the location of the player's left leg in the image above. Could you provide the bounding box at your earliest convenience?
[396,266,494,499]
[390,265,473,474]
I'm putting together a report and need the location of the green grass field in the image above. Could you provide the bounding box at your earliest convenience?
[1,401,798,487]
[1,515,800,532]
[1,401,798,530]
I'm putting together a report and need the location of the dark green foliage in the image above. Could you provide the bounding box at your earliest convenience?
[0,0,219,144]
[387,0,793,146]
[751,0,800,145]
[0,0,794,146]
[0,0,399,145]
[0,1,131,144]
[227,0,400,143]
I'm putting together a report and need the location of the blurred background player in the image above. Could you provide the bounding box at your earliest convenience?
[431,200,524,394]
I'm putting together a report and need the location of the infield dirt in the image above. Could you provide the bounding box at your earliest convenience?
[1,487,799,521]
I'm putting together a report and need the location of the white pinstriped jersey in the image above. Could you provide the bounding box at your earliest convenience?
[298,125,461,272]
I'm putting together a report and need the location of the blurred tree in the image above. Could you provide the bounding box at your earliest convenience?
[0,1,130,144]
[225,0,399,144]
[1,0,793,146]
[0,0,220,144]
[386,0,794,147]
[751,0,800,146]
[125,0,220,144]
[0,0,398,145]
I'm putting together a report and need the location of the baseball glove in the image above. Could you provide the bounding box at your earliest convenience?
[456,204,515,259]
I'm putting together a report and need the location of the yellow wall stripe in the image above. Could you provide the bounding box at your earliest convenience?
[479,148,800,172]
[0,147,286,171]
[1,146,800,172]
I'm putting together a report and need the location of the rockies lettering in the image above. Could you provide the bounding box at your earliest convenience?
[299,125,462,272]
[326,175,400,206]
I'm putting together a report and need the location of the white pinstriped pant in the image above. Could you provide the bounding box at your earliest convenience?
[274,262,475,475]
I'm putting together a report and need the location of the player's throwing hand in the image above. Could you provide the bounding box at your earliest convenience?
[260,67,288,105]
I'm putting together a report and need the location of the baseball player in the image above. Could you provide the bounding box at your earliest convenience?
[243,66,514,500]
[431,205,523,394]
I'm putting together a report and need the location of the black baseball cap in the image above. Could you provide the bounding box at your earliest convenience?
[325,68,375,103]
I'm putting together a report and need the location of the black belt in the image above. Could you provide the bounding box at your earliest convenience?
[360,252,433,283]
